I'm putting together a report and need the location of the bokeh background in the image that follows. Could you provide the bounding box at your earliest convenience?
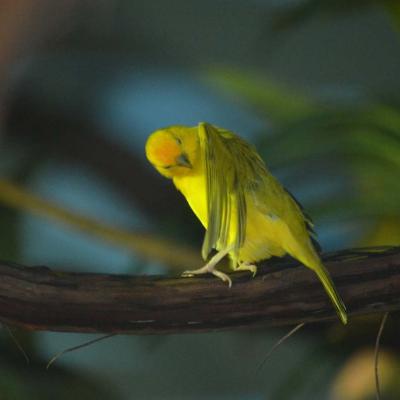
[1,1,400,399]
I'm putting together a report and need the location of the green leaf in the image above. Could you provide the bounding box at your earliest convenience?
[205,67,317,123]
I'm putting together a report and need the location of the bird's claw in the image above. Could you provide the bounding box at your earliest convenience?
[211,269,232,287]
[181,267,232,287]
[236,263,257,277]
[181,271,195,278]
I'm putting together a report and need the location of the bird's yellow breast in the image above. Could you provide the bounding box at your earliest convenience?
[173,172,208,229]
[173,171,285,264]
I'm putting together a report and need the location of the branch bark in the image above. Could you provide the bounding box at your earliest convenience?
[1,246,399,334]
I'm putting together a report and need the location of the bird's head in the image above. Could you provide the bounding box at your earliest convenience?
[145,125,200,178]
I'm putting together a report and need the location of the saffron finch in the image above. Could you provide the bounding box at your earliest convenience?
[145,122,347,324]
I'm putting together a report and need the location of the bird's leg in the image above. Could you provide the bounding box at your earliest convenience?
[235,262,257,277]
[182,246,233,287]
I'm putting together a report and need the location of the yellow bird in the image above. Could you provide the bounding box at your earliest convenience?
[146,122,347,324]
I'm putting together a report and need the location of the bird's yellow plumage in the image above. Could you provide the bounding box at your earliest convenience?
[145,122,347,324]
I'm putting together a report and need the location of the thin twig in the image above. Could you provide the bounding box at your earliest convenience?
[4,325,30,364]
[46,333,116,369]
[375,312,389,400]
[257,323,305,372]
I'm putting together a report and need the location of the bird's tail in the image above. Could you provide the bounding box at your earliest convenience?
[312,260,347,325]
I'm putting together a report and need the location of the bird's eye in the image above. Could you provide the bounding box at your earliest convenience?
[163,165,172,169]
[175,137,182,145]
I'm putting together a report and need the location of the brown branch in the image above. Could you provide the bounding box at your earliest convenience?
[0,246,399,334]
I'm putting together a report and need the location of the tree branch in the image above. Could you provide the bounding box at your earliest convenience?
[1,246,399,334]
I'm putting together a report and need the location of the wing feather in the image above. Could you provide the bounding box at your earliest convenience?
[198,122,321,261]
[199,122,267,261]
[200,123,233,259]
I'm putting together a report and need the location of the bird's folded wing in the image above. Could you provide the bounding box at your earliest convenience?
[199,122,266,262]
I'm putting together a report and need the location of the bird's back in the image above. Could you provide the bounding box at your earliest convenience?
[238,171,318,264]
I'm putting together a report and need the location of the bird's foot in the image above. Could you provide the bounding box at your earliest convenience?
[182,246,233,287]
[235,263,257,277]
[182,264,232,287]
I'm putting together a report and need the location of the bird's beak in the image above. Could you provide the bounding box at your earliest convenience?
[176,153,192,168]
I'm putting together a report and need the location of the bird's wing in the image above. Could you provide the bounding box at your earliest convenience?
[250,161,321,255]
[283,188,321,253]
[198,123,267,261]
[199,123,320,262]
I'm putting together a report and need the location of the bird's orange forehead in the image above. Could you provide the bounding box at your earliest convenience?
[146,133,181,166]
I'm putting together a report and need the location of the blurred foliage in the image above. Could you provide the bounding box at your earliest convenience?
[270,0,400,33]
[385,1,400,32]
[331,348,400,400]
[206,67,317,123]
[0,0,400,399]
[0,362,120,400]
[0,330,121,400]
[0,179,199,269]
[207,67,400,246]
